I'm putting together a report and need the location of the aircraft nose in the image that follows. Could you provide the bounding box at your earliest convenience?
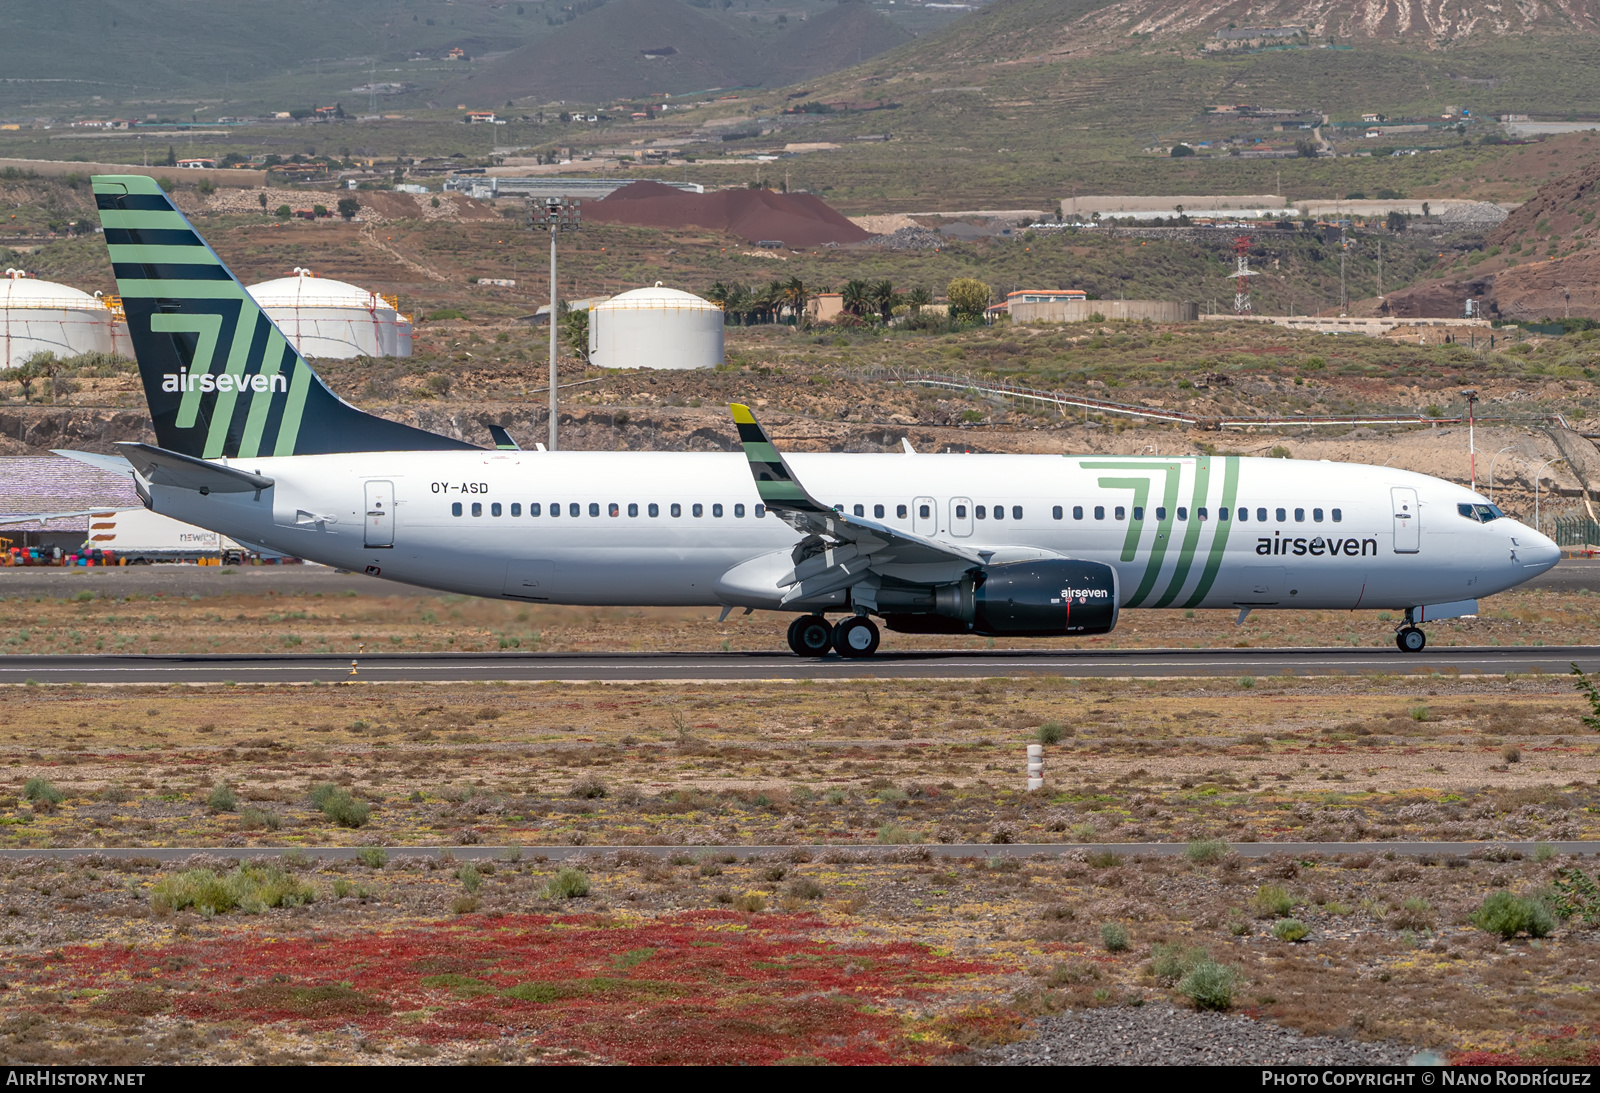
[1516,524,1561,574]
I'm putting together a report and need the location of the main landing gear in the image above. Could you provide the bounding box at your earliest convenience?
[1395,626,1427,653]
[786,614,834,657]
[786,614,880,658]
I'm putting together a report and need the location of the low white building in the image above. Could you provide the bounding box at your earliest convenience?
[246,268,411,359]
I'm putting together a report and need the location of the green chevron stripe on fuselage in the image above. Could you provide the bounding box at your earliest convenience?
[1078,456,1240,609]
[1150,457,1212,608]
[1081,460,1181,608]
[1182,456,1240,608]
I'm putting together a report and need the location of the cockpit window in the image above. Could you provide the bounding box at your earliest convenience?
[1458,503,1506,523]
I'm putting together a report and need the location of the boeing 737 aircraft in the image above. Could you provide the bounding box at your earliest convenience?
[68,174,1560,658]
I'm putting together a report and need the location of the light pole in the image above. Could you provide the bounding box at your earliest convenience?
[1487,445,1518,502]
[1460,389,1478,490]
[530,196,581,451]
[1534,457,1565,535]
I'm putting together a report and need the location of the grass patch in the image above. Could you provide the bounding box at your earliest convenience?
[543,866,590,900]
[150,865,315,916]
[1470,891,1555,940]
[308,782,371,828]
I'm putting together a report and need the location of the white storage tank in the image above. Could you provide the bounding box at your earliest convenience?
[246,268,412,359]
[0,269,123,367]
[587,282,723,370]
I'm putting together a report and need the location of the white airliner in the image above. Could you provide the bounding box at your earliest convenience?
[67,174,1561,658]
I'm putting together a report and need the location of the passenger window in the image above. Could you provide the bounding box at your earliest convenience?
[1052,505,1063,520]
[713,503,724,517]
[919,504,931,519]
[693,503,704,517]
[1132,506,1144,521]
[1012,506,1022,520]
[1073,505,1083,520]
[755,504,766,518]
[471,502,482,517]
[1312,507,1323,522]
[1233,507,1243,522]
[896,504,907,519]
[1156,507,1167,520]
[955,504,967,519]
[609,503,620,517]
[1177,507,1187,521]
[1114,505,1125,521]
[570,503,580,517]
[975,505,986,519]
[1257,508,1268,522]
[734,503,745,517]
[628,503,638,517]
[491,502,502,517]
[671,503,681,518]
[874,504,885,519]
[1331,508,1342,523]
[1094,505,1105,520]
[1197,507,1207,520]
[648,503,659,517]
[589,502,600,517]
[833,503,843,512]
[1274,507,1285,522]
[550,503,560,518]
[992,505,1004,521]
[1219,507,1230,521]
[451,502,462,517]
[854,504,865,517]
[511,503,522,517]
[1294,507,1305,522]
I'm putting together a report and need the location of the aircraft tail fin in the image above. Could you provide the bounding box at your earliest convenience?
[91,174,475,459]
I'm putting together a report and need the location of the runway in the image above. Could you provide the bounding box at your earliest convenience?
[0,841,1594,862]
[2,645,1599,683]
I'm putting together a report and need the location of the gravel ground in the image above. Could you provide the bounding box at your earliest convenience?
[979,1005,1420,1066]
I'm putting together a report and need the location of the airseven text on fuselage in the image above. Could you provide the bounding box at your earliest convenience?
[160,370,288,394]
[1257,533,1380,557]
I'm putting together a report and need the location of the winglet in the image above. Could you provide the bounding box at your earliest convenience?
[486,424,521,451]
[729,403,828,514]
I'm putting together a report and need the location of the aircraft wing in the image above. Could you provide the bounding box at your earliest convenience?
[729,403,983,605]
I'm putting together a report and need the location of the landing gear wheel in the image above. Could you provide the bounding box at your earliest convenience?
[833,615,881,658]
[1396,626,1426,653]
[789,615,834,658]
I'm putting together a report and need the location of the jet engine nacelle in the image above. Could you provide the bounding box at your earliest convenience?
[885,558,1119,637]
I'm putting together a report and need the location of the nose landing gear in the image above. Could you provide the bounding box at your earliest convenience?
[1395,626,1426,653]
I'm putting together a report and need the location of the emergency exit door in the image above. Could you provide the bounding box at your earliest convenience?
[364,481,394,548]
[1391,487,1419,554]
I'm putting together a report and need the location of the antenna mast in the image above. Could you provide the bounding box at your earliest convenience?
[1233,236,1256,314]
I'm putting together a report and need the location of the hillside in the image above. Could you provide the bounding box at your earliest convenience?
[762,3,912,87]
[447,0,914,104]
[443,0,763,104]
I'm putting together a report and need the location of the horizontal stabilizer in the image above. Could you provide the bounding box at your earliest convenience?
[0,509,119,528]
[51,449,135,476]
[116,442,275,494]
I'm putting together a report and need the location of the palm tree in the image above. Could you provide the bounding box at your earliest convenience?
[781,276,810,325]
[870,279,897,322]
[752,280,784,324]
[906,286,932,314]
[841,278,870,317]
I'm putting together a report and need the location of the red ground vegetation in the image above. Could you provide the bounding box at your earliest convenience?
[22,911,998,1064]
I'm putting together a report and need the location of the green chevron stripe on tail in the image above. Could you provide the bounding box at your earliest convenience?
[1182,456,1240,608]
[729,403,828,513]
[91,174,474,460]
